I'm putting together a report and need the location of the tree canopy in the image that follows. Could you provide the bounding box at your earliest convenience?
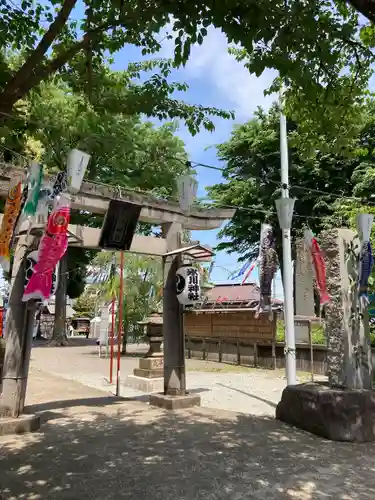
[0,58,212,295]
[73,289,97,318]
[1,0,375,148]
[208,103,374,261]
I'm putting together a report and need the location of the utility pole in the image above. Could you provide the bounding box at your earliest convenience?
[279,89,297,386]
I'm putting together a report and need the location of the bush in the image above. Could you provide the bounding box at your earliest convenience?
[276,320,325,345]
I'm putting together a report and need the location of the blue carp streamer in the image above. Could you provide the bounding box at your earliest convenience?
[359,241,374,305]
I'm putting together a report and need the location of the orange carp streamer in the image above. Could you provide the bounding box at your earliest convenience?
[0,178,23,272]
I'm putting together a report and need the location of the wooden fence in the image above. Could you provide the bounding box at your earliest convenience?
[185,336,328,374]
[184,309,278,368]
[184,309,276,343]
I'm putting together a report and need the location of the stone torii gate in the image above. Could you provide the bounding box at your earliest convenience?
[0,164,234,432]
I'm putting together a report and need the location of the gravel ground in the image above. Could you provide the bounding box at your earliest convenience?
[29,338,310,416]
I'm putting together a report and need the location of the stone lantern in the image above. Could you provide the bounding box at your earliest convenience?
[140,312,163,359]
[126,312,164,392]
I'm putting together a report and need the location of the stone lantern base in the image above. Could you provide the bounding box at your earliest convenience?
[276,383,375,442]
[126,353,164,393]
[133,356,163,379]
[125,313,164,393]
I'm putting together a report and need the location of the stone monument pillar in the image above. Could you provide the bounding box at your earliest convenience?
[277,228,375,442]
[294,238,315,343]
[321,228,372,390]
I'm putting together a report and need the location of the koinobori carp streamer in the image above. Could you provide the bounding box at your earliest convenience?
[258,223,279,313]
[304,229,330,305]
[22,197,70,302]
[0,177,23,272]
[358,241,374,305]
[23,161,43,217]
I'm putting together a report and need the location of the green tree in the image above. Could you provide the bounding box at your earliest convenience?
[3,69,198,298]
[5,62,209,345]
[67,248,96,299]
[0,0,232,130]
[1,0,375,147]
[72,291,97,319]
[92,251,163,353]
[2,55,232,163]
[208,104,363,262]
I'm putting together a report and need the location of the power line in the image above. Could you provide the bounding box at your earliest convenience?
[0,144,366,223]
[0,144,332,221]
[0,110,373,216]
[1,108,369,207]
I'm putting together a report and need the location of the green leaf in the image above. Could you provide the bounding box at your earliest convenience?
[207,101,375,265]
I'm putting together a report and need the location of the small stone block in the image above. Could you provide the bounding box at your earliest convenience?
[149,393,201,410]
[139,357,164,370]
[276,383,375,442]
[125,375,163,393]
[0,413,40,436]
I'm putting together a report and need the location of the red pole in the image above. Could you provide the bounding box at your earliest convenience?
[109,295,115,384]
[116,251,124,396]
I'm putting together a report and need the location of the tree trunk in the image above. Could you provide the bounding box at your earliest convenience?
[0,11,123,119]
[50,253,68,346]
[348,0,375,24]
[0,237,36,417]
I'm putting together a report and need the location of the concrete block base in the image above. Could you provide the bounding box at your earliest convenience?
[125,375,163,393]
[0,413,40,436]
[276,383,375,442]
[149,393,201,410]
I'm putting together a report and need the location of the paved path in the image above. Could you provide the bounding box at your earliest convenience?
[29,339,302,416]
[1,368,375,499]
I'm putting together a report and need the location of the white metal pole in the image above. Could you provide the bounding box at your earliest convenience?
[280,90,297,385]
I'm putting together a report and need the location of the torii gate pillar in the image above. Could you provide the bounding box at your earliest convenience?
[150,222,200,409]
[0,236,40,434]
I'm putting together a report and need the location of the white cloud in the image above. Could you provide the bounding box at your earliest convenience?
[160,27,277,120]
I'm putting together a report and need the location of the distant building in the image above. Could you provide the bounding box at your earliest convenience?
[202,283,283,310]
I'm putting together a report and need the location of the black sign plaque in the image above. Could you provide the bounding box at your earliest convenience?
[99,200,141,251]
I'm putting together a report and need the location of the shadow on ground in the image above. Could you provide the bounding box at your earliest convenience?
[1,396,375,499]
[216,383,277,409]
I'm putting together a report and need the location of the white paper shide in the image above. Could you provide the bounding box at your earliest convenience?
[67,149,91,194]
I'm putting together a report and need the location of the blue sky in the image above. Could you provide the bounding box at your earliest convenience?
[107,27,284,296]
[38,1,284,296]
